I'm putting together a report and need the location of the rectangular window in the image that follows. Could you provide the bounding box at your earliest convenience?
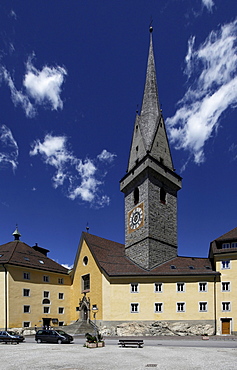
[221,260,230,269]
[43,307,50,314]
[222,302,231,311]
[199,302,207,312]
[23,322,30,328]
[154,283,163,293]
[58,307,64,314]
[231,242,237,248]
[177,283,185,292]
[23,272,30,280]
[130,283,139,293]
[222,282,230,292]
[199,282,207,292]
[82,274,90,292]
[43,275,49,283]
[24,305,30,313]
[222,243,230,249]
[23,288,30,297]
[130,303,139,313]
[58,321,64,326]
[155,303,163,313]
[177,302,185,312]
[43,291,50,298]
[58,278,64,284]
[58,293,64,300]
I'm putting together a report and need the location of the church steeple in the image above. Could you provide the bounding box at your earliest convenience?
[139,26,161,151]
[127,27,174,173]
[120,28,182,270]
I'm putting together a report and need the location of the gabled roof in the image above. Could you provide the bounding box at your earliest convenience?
[0,240,68,274]
[82,232,218,277]
[209,227,237,257]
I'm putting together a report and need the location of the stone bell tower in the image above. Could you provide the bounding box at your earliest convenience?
[120,27,182,270]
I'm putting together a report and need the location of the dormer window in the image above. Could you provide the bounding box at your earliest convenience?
[231,242,237,248]
[222,243,230,249]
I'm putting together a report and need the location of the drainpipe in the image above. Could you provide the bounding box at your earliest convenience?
[214,275,217,335]
[3,265,8,331]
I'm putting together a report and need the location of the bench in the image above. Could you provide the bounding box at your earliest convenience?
[118,339,144,348]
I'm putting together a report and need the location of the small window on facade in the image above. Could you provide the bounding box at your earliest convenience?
[24,305,30,313]
[58,321,64,326]
[222,243,230,249]
[43,307,50,314]
[222,282,230,292]
[76,307,79,311]
[58,278,64,284]
[231,242,237,248]
[160,187,166,204]
[43,275,49,283]
[177,302,185,312]
[44,291,50,298]
[154,283,163,293]
[155,303,163,313]
[42,298,50,304]
[23,272,30,280]
[58,293,64,300]
[82,274,90,292]
[58,307,64,314]
[130,303,139,313]
[23,322,30,328]
[199,302,207,312]
[221,260,230,269]
[83,256,88,266]
[130,283,139,293]
[199,282,207,292]
[23,289,30,297]
[177,283,185,292]
[222,302,231,311]
[134,187,139,205]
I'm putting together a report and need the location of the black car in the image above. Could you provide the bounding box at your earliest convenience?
[35,329,73,344]
[0,330,25,343]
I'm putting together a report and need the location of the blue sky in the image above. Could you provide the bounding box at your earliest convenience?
[0,0,237,267]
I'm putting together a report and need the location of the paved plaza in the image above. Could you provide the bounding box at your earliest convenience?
[0,337,236,370]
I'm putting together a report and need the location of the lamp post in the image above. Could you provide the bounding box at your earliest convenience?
[91,304,98,339]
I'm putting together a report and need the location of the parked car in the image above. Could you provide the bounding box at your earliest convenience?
[35,329,73,344]
[0,330,25,343]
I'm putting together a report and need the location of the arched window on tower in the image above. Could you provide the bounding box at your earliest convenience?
[160,187,166,204]
[134,187,139,205]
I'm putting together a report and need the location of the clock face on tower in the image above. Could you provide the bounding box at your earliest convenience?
[128,203,144,233]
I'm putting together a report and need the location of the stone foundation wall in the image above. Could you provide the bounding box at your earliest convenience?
[96,320,215,336]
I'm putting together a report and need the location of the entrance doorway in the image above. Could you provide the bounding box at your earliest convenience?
[43,318,51,329]
[221,319,231,335]
[82,306,88,321]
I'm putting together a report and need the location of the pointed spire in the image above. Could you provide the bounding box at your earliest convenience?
[139,26,161,151]
[12,225,21,241]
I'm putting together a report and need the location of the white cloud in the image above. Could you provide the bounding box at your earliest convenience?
[30,134,116,207]
[167,19,237,167]
[24,57,67,111]
[97,149,117,163]
[0,55,67,117]
[201,0,214,12]
[0,124,18,171]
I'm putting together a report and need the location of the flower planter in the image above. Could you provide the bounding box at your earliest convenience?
[97,341,105,347]
[87,342,98,348]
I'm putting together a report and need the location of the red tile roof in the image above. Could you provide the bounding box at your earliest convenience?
[82,232,218,277]
[0,240,68,274]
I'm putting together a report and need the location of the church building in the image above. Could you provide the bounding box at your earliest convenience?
[0,28,237,336]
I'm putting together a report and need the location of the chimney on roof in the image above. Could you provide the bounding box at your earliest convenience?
[32,243,49,257]
[12,226,21,241]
